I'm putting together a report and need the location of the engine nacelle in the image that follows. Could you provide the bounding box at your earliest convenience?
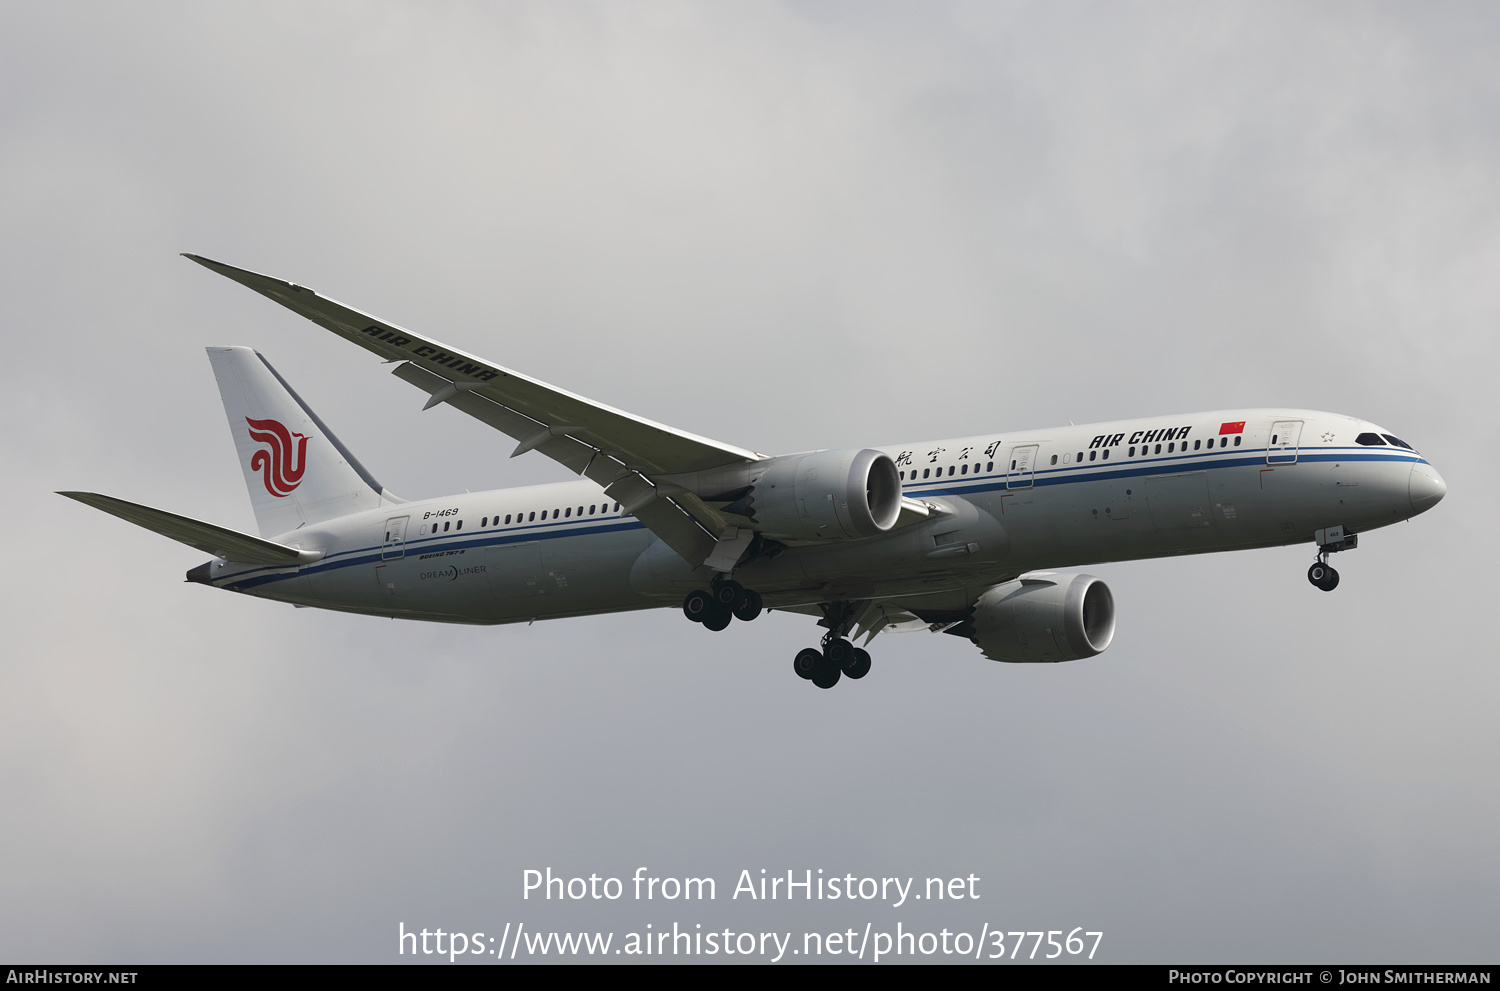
[969,573,1115,663]
[742,448,902,541]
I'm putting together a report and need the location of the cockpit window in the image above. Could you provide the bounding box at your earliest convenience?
[1355,432,1386,446]
[1381,434,1414,450]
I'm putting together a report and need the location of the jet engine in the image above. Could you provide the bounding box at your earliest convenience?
[724,448,902,541]
[968,573,1115,663]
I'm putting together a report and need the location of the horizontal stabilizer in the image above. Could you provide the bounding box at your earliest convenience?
[57,492,323,566]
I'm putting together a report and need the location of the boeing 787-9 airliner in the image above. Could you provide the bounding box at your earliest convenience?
[60,256,1447,688]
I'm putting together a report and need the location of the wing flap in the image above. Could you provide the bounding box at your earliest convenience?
[600,472,718,566]
[59,492,321,566]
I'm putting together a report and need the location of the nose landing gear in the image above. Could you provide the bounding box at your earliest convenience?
[1307,559,1339,592]
[1307,525,1358,592]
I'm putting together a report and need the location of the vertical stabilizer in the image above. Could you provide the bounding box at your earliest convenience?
[207,347,400,537]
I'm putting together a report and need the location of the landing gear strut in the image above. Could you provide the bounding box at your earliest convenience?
[1307,525,1357,592]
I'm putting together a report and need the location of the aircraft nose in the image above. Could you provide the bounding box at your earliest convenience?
[1409,461,1446,515]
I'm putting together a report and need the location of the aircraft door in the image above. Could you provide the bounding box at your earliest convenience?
[1267,420,1303,465]
[382,516,409,560]
[1007,445,1038,489]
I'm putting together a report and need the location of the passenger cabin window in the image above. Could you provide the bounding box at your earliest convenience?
[1049,455,1057,465]
[1129,446,1136,457]
[1089,451,1097,462]
[456,520,462,530]
[1234,436,1241,446]
[1102,449,1109,460]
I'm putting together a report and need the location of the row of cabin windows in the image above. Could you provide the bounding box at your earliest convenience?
[1056,437,1242,464]
[421,502,624,535]
[904,436,1250,480]
[1128,436,1238,458]
[480,502,621,527]
[900,462,995,481]
[902,434,1253,482]
[1047,436,1241,466]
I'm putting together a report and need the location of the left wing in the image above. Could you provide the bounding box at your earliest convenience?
[185,254,763,566]
[58,491,324,566]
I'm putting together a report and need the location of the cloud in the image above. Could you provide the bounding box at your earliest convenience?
[1,1,1494,962]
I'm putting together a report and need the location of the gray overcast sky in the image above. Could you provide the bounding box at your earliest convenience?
[2,1,1497,964]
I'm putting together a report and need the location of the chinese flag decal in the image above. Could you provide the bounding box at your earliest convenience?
[1219,421,1246,435]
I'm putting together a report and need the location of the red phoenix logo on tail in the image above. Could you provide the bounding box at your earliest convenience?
[246,417,308,497]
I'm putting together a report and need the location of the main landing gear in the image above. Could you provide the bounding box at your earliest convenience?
[682,579,763,632]
[1307,525,1358,592]
[793,634,872,690]
[791,600,873,690]
[683,585,876,690]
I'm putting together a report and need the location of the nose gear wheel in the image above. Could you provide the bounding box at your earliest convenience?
[1307,561,1339,591]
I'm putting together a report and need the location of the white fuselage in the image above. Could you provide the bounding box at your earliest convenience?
[198,409,1442,623]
